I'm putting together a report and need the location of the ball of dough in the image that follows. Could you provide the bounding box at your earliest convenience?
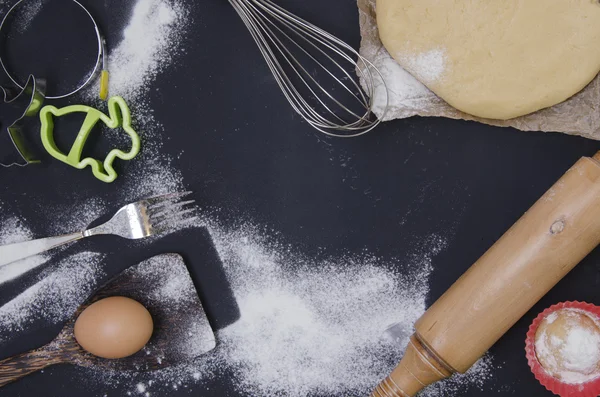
[534,309,600,384]
[376,0,600,120]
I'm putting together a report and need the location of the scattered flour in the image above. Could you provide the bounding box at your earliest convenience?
[121,155,185,201]
[134,255,198,306]
[423,356,496,397]
[44,197,107,235]
[362,49,443,120]
[0,252,48,286]
[357,1,452,122]
[0,0,44,33]
[210,225,438,396]
[0,214,497,396]
[0,214,49,285]
[66,220,496,397]
[75,0,189,187]
[402,48,447,85]
[0,216,34,245]
[90,0,189,108]
[0,252,105,343]
[13,0,44,33]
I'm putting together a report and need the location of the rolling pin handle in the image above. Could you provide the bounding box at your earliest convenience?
[371,334,453,397]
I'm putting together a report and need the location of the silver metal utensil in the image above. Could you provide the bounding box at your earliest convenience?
[0,0,108,100]
[229,0,388,137]
[0,192,197,267]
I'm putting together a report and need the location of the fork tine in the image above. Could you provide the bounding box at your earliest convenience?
[144,191,193,208]
[150,207,197,226]
[151,208,198,229]
[151,211,199,235]
[152,215,199,235]
[148,200,196,218]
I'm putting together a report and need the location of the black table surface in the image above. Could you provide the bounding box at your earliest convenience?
[1,0,600,396]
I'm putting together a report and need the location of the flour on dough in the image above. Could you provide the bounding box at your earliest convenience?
[376,0,600,120]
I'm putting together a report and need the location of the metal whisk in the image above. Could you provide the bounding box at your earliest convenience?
[229,0,388,138]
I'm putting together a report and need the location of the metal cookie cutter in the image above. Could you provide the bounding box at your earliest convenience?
[0,0,110,167]
[0,0,109,100]
[0,75,45,167]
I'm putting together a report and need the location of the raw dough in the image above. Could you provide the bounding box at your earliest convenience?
[376,0,600,120]
[535,309,600,384]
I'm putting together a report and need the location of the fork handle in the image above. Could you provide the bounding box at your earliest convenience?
[0,232,84,267]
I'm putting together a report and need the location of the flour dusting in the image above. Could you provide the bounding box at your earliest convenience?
[13,0,44,33]
[0,214,49,285]
[0,215,34,246]
[0,252,105,342]
[0,211,497,396]
[91,0,188,109]
[45,197,107,235]
[210,223,438,396]
[60,219,496,397]
[403,48,447,85]
[535,308,600,384]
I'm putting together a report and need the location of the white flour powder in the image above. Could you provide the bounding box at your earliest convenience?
[73,220,495,397]
[563,328,600,373]
[45,197,107,235]
[210,226,494,397]
[13,0,44,33]
[121,155,185,202]
[89,0,188,107]
[211,225,438,396]
[535,309,600,384]
[0,252,104,343]
[0,216,497,396]
[402,48,447,85]
[0,213,49,285]
[357,1,452,122]
[0,215,33,245]
[363,48,443,121]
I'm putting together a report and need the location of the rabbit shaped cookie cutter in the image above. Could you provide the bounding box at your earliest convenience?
[40,96,141,183]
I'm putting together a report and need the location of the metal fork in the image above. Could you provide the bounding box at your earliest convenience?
[0,192,197,267]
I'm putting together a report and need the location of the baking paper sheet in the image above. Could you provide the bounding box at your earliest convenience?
[357,0,600,140]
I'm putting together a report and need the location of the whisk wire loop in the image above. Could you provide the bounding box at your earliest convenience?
[229,0,388,137]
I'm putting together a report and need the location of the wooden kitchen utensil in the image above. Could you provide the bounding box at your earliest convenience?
[0,253,216,387]
[373,151,600,397]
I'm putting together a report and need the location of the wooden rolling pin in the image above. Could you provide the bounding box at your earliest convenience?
[373,151,600,397]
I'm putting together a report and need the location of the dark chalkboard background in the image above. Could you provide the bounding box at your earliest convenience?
[1,0,600,396]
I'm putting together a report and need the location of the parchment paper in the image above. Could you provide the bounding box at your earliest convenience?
[357,0,600,140]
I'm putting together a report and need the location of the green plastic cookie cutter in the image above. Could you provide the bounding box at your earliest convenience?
[40,96,141,183]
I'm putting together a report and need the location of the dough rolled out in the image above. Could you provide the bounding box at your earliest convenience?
[376,0,600,120]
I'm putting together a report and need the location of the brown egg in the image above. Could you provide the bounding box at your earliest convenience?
[74,296,154,359]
